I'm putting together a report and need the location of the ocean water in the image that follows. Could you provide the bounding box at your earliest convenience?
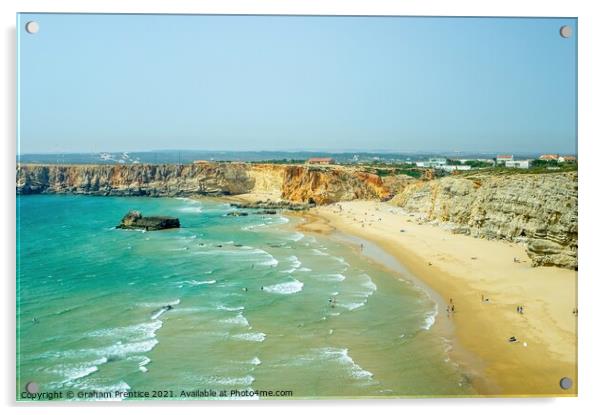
[17,195,473,399]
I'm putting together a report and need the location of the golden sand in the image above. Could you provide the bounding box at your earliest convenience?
[308,200,577,396]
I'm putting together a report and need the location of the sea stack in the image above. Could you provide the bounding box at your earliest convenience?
[116,210,180,231]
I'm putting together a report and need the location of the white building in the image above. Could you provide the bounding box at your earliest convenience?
[505,160,532,169]
[439,165,472,172]
[416,157,447,168]
[495,155,514,165]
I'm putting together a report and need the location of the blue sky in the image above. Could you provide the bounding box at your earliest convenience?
[18,14,577,154]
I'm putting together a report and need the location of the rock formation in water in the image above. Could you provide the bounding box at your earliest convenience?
[230,200,312,211]
[391,172,577,269]
[116,211,180,231]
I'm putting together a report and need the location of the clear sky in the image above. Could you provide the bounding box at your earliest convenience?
[18,14,577,154]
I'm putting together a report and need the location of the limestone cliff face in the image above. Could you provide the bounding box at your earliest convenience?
[392,172,578,269]
[16,163,255,196]
[280,166,390,205]
[248,164,286,198]
[16,163,390,203]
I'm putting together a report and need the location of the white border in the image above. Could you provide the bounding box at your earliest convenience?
[2,1,601,414]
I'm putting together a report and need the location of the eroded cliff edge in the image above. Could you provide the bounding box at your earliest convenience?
[391,172,577,269]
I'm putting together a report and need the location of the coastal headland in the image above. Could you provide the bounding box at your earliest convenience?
[16,162,577,395]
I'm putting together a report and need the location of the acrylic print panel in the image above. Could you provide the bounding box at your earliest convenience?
[16,13,577,400]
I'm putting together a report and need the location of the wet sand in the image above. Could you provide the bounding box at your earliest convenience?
[306,200,577,396]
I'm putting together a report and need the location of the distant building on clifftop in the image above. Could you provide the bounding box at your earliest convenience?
[559,156,577,163]
[495,154,514,165]
[415,157,447,168]
[505,160,532,169]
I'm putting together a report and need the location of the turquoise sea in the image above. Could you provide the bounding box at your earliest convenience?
[17,195,473,399]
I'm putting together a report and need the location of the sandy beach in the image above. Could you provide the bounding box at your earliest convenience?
[305,200,577,396]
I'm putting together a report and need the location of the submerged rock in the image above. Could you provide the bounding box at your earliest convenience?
[116,210,180,231]
[229,200,312,211]
[226,211,249,216]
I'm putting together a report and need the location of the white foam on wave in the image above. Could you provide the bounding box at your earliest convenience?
[217,305,245,312]
[318,347,374,381]
[97,338,159,358]
[288,232,305,242]
[82,319,164,363]
[89,320,163,341]
[422,304,438,330]
[324,273,346,282]
[338,275,376,311]
[249,356,262,365]
[262,279,304,294]
[138,356,151,373]
[232,332,266,342]
[333,256,350,266]
[221,312,250,326]
[361,276,378,292]
[242,223,266,231]
[151,308,167,320]
[260,256,279,267]
[178,279,216,287]
[275,216,290,225]
[311,248,329,256]
[281,255,302,273]
[178,206,203,213]
[138,298,181,308]
[339,301,366,311]
[126,355,152,373]
[48,357,108,385]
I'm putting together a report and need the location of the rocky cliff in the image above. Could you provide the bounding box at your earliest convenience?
[16,163,255,196]
[281,166,390,205]
[16,163,391,203]
[391,172,578,269]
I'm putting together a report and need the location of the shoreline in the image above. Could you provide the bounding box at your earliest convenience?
[298,200,577,396]
[328,231,493,395]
